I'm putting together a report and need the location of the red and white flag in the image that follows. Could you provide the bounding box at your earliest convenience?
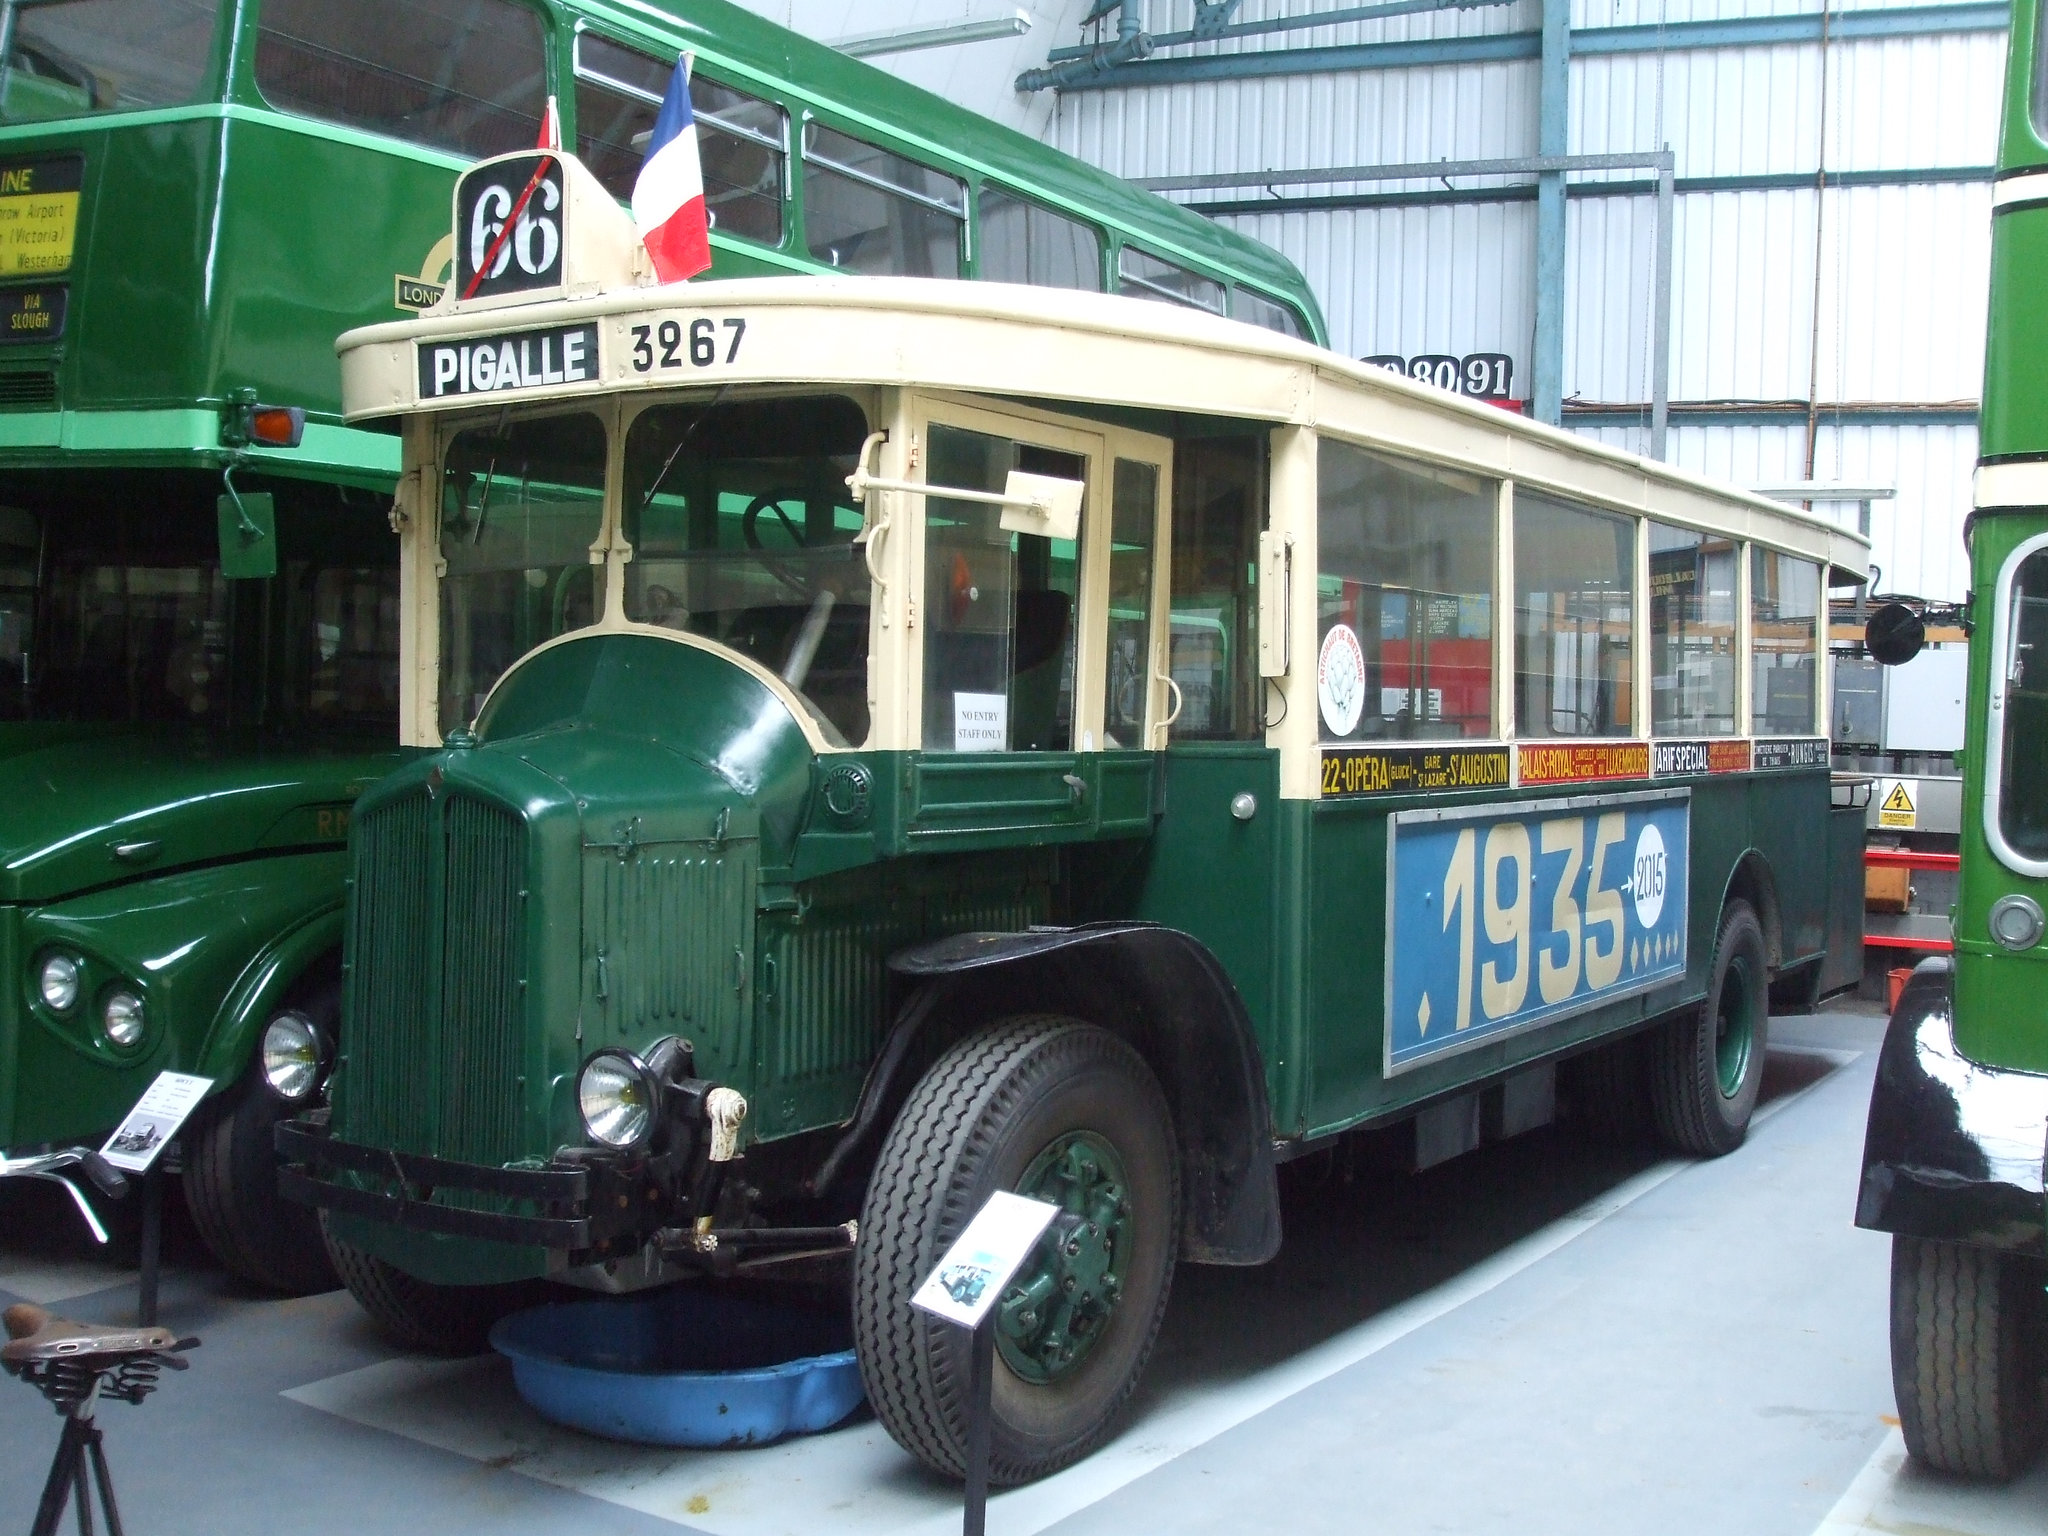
[537,94,562,151]
[632,55,711,284]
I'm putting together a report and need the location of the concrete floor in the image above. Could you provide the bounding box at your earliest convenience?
[3,1000,2044,1535]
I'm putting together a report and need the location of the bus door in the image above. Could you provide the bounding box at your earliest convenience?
[907,398,1172,843]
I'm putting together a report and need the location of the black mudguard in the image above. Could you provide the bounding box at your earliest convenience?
[882,922,1282,1266]
[1855,957,2048,1256]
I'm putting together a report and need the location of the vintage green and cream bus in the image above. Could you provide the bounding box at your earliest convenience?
[0,0,1322,1293]
[1852,0,2048,1482]
[282,150,1871,1484]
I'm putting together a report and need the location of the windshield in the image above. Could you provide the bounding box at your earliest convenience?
[623,395,872,746]
[0,472,397,733]
[439,411,606,735]
[1999,546,2048,861]
[1,0,220,123]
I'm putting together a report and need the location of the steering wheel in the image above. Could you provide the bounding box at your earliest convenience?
[742,488,820,596]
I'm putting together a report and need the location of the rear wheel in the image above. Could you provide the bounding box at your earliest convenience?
[854,1016,1178,1485]
[185,997,339,1294]
[324,1223,537,1356]
[1649,900,1767,1156]
[1891,1235,2048,1480]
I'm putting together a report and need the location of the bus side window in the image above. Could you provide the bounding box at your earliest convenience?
[253,0,545,160]
[1229,287,1306,339]
[1316,440,1496,743]
[1751,548,1821,734]
[976,187,1101,291]
[0,506,37,719]
[922,424,1083,752]
[1117,246,1225,315]
[573,35,787,247]
[803,124,964,277]
[1649,521,1738,736]
[1168,437,1263,740]
[1515,493,1636,738]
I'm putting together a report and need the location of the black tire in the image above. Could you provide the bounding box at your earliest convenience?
[1891,1235,2048,1480]
[184,1002,339,1294]
[1560,1031,1653,1145]
[324,1221,539,1355]
[854,1017,1179,1486]
[1649,900,1768,1156]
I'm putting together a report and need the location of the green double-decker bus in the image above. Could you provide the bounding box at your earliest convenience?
[1853,0,2048,1482]
[280,148,1872,1484]
[0,0,1324,1293]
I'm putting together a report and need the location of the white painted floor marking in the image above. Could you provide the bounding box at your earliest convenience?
[285,1047,1856,1536]
[1811,1427,2048,1535]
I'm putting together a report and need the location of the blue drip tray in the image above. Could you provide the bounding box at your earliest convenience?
[491,1288,866,1448]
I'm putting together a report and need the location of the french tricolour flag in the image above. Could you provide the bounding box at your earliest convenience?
[632,56,712,284]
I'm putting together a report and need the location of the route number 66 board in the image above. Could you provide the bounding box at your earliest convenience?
[1385,790,1690,1074]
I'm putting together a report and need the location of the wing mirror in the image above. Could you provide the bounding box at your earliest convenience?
[1864,601,1925,667]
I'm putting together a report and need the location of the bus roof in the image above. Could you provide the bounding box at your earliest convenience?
[341,272,1870,579]
[576,0,1320,322]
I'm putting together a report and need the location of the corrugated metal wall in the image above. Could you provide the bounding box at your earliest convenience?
[735,0,2001,600]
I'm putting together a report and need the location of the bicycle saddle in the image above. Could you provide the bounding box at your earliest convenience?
[2,1304,178,1365]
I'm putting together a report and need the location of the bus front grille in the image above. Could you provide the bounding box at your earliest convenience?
[0,371,56,408]
[438,795,526,1165]
[342,788,527,1166]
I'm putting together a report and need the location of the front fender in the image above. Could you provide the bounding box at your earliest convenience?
[889,922,1282,1266]
[1854,957,2048,1256]
[7,850,349,1145]
[195,903,344,1085]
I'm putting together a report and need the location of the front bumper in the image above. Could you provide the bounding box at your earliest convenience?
[276,1116,656,1251]
[1855,958,2048,1256]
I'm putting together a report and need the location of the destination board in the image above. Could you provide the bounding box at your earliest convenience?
[1321,744,1511,798]
[0,156,81,277]
[417,322,598,400]
[1651,738,1751,776]
[1387,791,1690,1073]
[1517,740,1651,786]
[0,284,65,345]
[1752,736,1828,771]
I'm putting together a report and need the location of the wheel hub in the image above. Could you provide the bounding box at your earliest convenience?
[997,1132,1131,1384]
[1715,956,1756,1097]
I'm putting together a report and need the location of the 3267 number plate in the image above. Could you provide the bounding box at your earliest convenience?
[629,316,746,372]
[1385,791,1690,1073]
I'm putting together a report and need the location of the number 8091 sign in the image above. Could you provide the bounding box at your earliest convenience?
[1385,792,1690,1073]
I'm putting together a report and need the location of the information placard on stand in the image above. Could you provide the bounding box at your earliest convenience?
[100,1071,212,1324]
[913,1191,1060,1536]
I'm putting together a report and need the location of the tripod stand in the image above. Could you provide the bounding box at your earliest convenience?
[3,1303,196,1536]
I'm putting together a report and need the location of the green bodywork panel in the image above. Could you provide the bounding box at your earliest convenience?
[1980,211,2048,461]
[1952,511,2048,1074]
[330,625,1840,1290]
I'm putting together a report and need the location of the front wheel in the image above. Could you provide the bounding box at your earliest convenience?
[854,1017,1179,1485]
[1891,1235,2048,1479]
[184,1003,339,1294]
[1649,900,1768,1156]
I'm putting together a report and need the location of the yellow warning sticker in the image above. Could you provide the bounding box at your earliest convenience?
[1879,778,1917,830]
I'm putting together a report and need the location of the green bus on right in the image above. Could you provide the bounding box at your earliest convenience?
[1852,0,2048,1481]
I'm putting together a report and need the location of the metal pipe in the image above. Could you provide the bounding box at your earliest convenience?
[1043,0,1512,61]
[1651,154,1675,460]
[1135,150,1674,193]
[1532,0,1570,427]
[1016,0,1153,92]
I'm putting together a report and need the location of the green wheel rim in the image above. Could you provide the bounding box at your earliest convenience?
[994,1131,1133,1385]
[1715,954,1758,1097]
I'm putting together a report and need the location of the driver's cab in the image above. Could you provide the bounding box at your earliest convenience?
[404,384,1176,837]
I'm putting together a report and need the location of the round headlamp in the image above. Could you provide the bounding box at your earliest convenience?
[578,1049,657,1150]
[38,953,81,1013]
[101,989,145,1048]
[262,1011,324,1101]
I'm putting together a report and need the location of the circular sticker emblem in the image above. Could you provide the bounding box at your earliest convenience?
[1317,623,1367,737]
[1632,823,1668,931]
